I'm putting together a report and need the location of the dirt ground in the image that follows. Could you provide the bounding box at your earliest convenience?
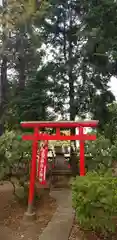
[0,182,57,240]
[69,219,117,240]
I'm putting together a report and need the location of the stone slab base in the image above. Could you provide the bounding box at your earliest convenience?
[23,211,36,223]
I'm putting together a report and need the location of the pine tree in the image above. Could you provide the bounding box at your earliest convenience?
[15,68,55,122]
[36,0,115,123]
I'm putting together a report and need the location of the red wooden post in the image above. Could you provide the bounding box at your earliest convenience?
[27,127,38,215]
[20,121,98,219]
[56,127,60,136]
[79,126,85,176]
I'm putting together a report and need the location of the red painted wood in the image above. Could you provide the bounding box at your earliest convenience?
[21,120,98,210]
[56,127,60,135]
[79,127,85,176]
[21,120,98,128]
[22,134,96,141]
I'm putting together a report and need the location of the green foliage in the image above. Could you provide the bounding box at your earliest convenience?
[15,184,40,205]
[0,130,31,179]
[103,103,117,143]
[1,0,116,129]
[72,171,117,234]
[16,69,55,121]
[0,130,32,203]
[1,0,50,30]
[85,134,112,171]
[110,139,117,161]
[90,92,115,132]
[38,0,115,122]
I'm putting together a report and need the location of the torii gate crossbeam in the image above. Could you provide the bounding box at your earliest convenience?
[20,120,98,218]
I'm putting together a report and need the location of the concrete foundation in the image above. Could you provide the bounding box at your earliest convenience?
[23,211,36,222]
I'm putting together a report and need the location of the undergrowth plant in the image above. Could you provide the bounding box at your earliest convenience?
[0,130,39,204]
[72,170,117,235]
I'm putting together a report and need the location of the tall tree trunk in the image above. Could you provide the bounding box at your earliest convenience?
[68,5,76,140]
[17,30,26,91]
[0,0,8,134]
[68,5,75,122]
[67,5,78,174]
[18,55,25,91]
[0,51,8,135]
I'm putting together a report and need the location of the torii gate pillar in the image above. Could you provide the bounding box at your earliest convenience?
[20,120,98,220]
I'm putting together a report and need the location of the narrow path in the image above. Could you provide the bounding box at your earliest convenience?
[54,154,68,170]
[39,189,75,240]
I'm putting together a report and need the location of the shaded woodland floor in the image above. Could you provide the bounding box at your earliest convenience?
[0,182,57,240]
[69,219,117,240]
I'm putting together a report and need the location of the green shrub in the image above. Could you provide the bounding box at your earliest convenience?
[72,171,117,234]
[85,134,112,170]
[15,184,40,205]
[0,130,32,203]
[0,130,32,180]
[111,139,117,161]
[0,130,31,158]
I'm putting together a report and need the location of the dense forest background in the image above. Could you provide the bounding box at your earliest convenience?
[0,0,117,141]
[0,2,117,238]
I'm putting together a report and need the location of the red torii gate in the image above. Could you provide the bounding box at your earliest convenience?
[21,120,98,218]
